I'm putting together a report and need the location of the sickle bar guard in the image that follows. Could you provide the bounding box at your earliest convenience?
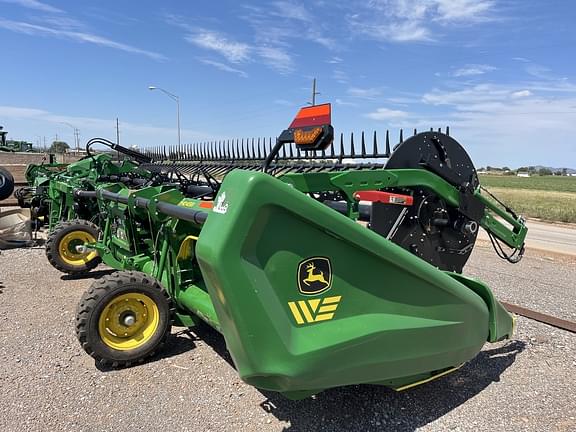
[73,103,526,399]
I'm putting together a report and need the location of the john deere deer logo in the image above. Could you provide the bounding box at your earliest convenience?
[298,257,332,295]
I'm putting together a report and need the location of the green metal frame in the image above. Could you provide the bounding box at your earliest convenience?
[46,154,149,230]
[281,169,527,249]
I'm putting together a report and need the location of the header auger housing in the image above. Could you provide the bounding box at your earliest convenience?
[71,103,526,399]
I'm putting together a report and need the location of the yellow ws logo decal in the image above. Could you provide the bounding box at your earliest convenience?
[297,257,332,295]
[288,296,342,325]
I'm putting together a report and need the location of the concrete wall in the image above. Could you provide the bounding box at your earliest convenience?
[0,153,83,183]
[0,152,83,166]
[0,152,48,166]
[0,152,84,206]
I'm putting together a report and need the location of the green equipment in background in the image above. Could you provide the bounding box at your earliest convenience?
[0,126,33,152]
[12,138,156,273]
[37,137,221,275]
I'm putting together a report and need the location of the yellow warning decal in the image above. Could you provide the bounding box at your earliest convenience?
[177,235,199,261]
[288,296,341,325]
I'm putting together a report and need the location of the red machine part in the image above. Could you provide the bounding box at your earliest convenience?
[354,191,414,206]
[289,103,331,128]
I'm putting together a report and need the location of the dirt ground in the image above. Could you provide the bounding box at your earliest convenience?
[0,244,574,432]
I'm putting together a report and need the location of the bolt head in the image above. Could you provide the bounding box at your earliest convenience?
[123,315,136,326]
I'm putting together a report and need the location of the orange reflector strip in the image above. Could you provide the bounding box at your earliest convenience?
[354,191,414,206]
[289,103,331,128]
[199,201,214,209]
[296,104,330,118]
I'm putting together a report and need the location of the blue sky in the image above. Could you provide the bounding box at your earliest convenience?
[1,0,575,168]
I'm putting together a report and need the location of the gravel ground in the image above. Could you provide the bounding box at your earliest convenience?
[467,241,576,321]
[0,245,574,432]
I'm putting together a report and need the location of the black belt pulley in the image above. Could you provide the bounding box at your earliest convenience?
[370,132,482,273]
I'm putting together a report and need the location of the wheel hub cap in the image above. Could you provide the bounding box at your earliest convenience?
[59,230,97,266]
[98,293,160,350]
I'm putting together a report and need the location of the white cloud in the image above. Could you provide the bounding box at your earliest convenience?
[332,70,348,84]
[434,0,495,23]
[0,106,46,118]
[186,31,251,63]
[335,98,357,106]
[0,105,214,145]
[511,90,532,98]
[348,0,496,43]
[423,82,574,108]
[198,59,248,78]
[173,3,337,76]
[347,87,382,99]
[246,2,335,49]
[0,0,62,13]
[385,96,418,105]
[327,56,343,64]
[257,46,294,74]
[422,84,509,106]
[417,81,576,166]
[365,0,428,20]
[524,82,576,93]
[453,64,496,77]
[183,27,295,74]
[382,21,432,42]
[445,98,576,166]
[271,1,312,22]
[525,64,554,80]
[305,30,338,50]
[0,19,166,61]
[37,15,85,31]
[349,15,432,42]
[240,3,336,61]
[366,107,409,120]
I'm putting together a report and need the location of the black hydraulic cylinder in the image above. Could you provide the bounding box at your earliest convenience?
[100,190,129,204]
[131,178,148,186]
[74,190,97,199]
[109,143,153,164]
[93,189,208,225]
[185,185,214,197]
[156,201,209,224]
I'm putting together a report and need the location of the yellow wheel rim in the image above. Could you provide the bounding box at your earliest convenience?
[98,293,160,350]
[58,230,98,266]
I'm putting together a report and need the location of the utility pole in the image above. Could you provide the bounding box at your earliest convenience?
[75,128,80,152]
[59,122,80,152]
[116,118,120,144]
[309,78,320,106]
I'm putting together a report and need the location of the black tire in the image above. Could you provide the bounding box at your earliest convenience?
[45,219,102,274]
[76,271,173,367]
[14,187,33,208]
[0,167,14,201]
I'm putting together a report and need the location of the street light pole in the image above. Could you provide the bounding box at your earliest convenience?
[176,96,181,148]
[148,85,181,147]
